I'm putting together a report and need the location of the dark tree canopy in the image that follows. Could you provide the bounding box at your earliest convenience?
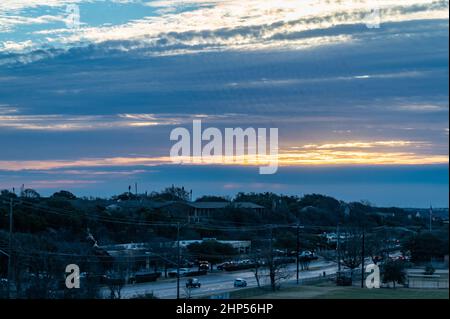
[187,240,237,264]
[382,260,406,288]
[51,190,77,200]
[404,232,448,263]
[148,186,191,201]
[195,196,229,202]
[0,189,17,199]
[21,188,40,199]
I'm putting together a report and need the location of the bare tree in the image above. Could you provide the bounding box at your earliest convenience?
[365,230,388,265]
[106,270,126,299]
[249,254,262,288]
[341,229,363,280]
[184,285,192,299]
[258,249,291,291]
[299,256,311,271]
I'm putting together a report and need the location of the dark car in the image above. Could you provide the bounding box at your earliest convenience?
[217,262,232,270]
[198,262,209,271]
[129,271,161,284]
[186,278,201,288]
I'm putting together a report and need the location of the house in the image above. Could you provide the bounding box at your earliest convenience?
[99,242,160,276]
[188,202,264,222]
[173,238,252,254]
[98,199,265,223]
[158,201,265,223]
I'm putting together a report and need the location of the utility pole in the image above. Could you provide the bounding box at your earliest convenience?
[429,205,433,232]
[269,225,274,291]
[176,222,181,299]
[296,224,300,285]
[268,225,273,266]
[361,229,365,288]
[337,224,341,275]
[8,198,13,299]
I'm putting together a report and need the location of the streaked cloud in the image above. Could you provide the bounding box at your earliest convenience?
[53,0,450,54]
[0,139,447,172]
[0,113,201,130]
[0,105,19,114]
[395,104,449,112]
[299,140,426,149]
[0,40,35,51]
[1,0,448,58]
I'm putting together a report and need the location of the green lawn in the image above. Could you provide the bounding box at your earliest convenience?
[247,285,449,299]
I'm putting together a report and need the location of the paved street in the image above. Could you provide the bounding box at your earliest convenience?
[102,259,338,299]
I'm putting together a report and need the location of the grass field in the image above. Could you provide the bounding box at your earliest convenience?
[245,284,449,299]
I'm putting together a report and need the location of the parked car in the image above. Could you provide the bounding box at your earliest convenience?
[234,278,247,288]
[273,249,285,256]
[217,262,232,270]
[299,250,318,260]
[168,268,190,277]
[224,261,256,271]
[128,271,161,284]
[186,278,201,288]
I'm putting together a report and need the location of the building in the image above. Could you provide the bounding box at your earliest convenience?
[157,201,265,223]
[187,202,264,223]
[94,199,265,223]
[174,238,252,254]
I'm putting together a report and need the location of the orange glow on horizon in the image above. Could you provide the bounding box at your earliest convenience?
[0,150,447,171]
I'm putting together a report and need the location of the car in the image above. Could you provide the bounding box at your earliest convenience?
[234,278,247,288]
[299,250,318,260]
[217,262,232,270]
[299,250,312,257]
[168,268,190,277]
[128,271,161,284]
[273,249,285,256]
[198,263,209,271]
[186,278,201,288]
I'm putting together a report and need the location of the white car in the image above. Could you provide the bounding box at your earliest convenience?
[234,278,247,288]
[168,268,190,277]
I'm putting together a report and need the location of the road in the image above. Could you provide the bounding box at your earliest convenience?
[102,259,338,299]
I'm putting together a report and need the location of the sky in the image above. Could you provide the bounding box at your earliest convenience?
[0,0,448,207]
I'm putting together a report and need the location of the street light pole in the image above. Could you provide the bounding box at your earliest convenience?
[176,222,181,299]
[429,205,433,232]
[361,229,365,288]
[7,198,13,299]
[337,224,341,273]
[296,224,300,285]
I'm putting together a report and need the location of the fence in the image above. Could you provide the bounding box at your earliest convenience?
[407,272,449,289]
